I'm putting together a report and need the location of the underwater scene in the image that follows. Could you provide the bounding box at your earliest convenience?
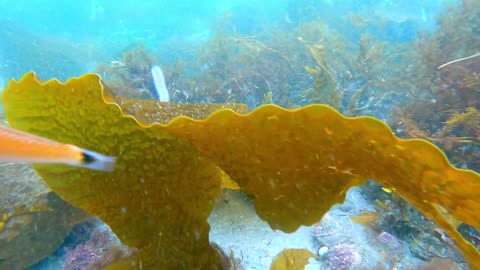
[0,0,479,269]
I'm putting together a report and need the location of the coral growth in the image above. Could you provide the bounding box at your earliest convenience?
[62,222,132,270]
[327,243,361,270]
[377,231,402,252]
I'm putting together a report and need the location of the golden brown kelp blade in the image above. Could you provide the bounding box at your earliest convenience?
[3,72,480,269]
[2,72,227,269]
[165,103,480,267]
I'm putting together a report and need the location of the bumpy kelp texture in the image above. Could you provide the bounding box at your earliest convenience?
[2,73,229,269]
[3,72,480,269]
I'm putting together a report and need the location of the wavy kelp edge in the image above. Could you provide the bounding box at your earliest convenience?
[115,82,480,267]
[4,72,480,269]
[3,72,227,269]
[99,73,480,268]
[162,105,480,268]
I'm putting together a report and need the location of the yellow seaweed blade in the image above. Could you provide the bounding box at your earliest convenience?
[2,72,224,269]
[164,105,480,267]
[350,211,378,224]
[270,249,314,270]
[3,72,480,268]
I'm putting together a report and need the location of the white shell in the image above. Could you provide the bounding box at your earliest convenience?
[318,246,329,256]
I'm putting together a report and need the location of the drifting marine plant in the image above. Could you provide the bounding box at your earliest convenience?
[2,72,479,269]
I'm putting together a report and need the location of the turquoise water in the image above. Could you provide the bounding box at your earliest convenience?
[0,0,452,81]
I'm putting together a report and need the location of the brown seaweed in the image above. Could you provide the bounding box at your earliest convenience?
[2,72,479,269]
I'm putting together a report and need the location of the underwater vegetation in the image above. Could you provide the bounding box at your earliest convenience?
[97,44,159,100]
[2,72,479,269]
[95,6,479,268]
[102,11,413,119]
[385,1,480,258]
[0,1,478,269]
[390,0,480,171]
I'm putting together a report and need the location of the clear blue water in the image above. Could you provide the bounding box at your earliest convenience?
[0,0,454,81]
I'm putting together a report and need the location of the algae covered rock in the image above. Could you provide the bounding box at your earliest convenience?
[0,128,89,270]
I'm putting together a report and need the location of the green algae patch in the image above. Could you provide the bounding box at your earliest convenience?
[3,72,480,269]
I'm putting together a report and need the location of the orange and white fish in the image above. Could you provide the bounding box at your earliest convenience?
[0,126,116,171]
